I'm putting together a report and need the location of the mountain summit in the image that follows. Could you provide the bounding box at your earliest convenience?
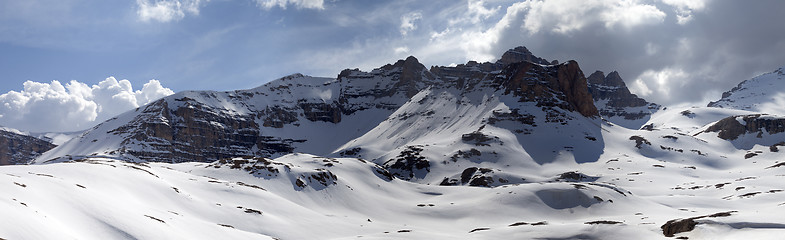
[708,66,785,115]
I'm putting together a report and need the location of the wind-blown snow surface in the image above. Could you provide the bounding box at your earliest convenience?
[4,106,785,239]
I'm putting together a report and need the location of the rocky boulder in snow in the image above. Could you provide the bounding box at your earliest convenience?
[703,114,785,141]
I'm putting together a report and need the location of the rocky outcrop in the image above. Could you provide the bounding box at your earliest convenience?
[341,56,438,99]
[703,114,785,140]
[382,56,438,98]
[497,46,552,66]
[661,211,735,237]
[383,146,430,181]
[0,130,55,165]
[498,60,599,117]
[109,97,300,163]
[587,71,660,126]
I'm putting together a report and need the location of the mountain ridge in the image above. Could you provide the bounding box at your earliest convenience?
[3,47,785,239]
[35,47,608,167]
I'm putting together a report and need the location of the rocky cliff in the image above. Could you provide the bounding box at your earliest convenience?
[587,70,660,129]
[499,60,598,117]
[0,129,55,165]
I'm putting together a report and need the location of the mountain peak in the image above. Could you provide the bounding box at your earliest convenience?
[587,71,606,85]
[497,46,552,66]
[587,70,660,129]
[588,71,626,87]
[499,59,599,117]
[708,64,785,115]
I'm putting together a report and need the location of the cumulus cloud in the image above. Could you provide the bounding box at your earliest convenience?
[256,0,325,10]
[513,0,666,34]
[466,0,501,24]
[0,77,174,133]
[136,0,205,23]
[400,12,423,36]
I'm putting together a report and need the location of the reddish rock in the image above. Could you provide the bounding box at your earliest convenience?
[500,60,599,117]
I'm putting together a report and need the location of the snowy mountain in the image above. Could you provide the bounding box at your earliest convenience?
[35,48,602,166]
[708,66,785,114]
[3,47,785,239]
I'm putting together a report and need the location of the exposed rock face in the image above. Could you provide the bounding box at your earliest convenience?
[499,60,599,117]
[0,130,55,165]
[587,71,660,127]
[38,46,602,165]
[109,97,300,163]
[383,146,430,181]
[497,46,552,66]
[703,114,785,140]
[341,56,438,100]
[381,56,438,98]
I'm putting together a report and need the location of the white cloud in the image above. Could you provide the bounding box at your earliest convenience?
[400,12,423,36]
[518,0,666,34]
[466,0,501,24]
[136,0,205,23]
[633,67,688,99]
[0,77,174,133]
[394,47,410,55]
[256,0,325,10]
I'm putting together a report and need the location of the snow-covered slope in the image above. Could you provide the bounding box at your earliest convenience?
[7,47,785,239]
[708,66,785,114]
[6,143,785,239]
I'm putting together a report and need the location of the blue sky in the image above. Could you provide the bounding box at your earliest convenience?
[2,0,785,132]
